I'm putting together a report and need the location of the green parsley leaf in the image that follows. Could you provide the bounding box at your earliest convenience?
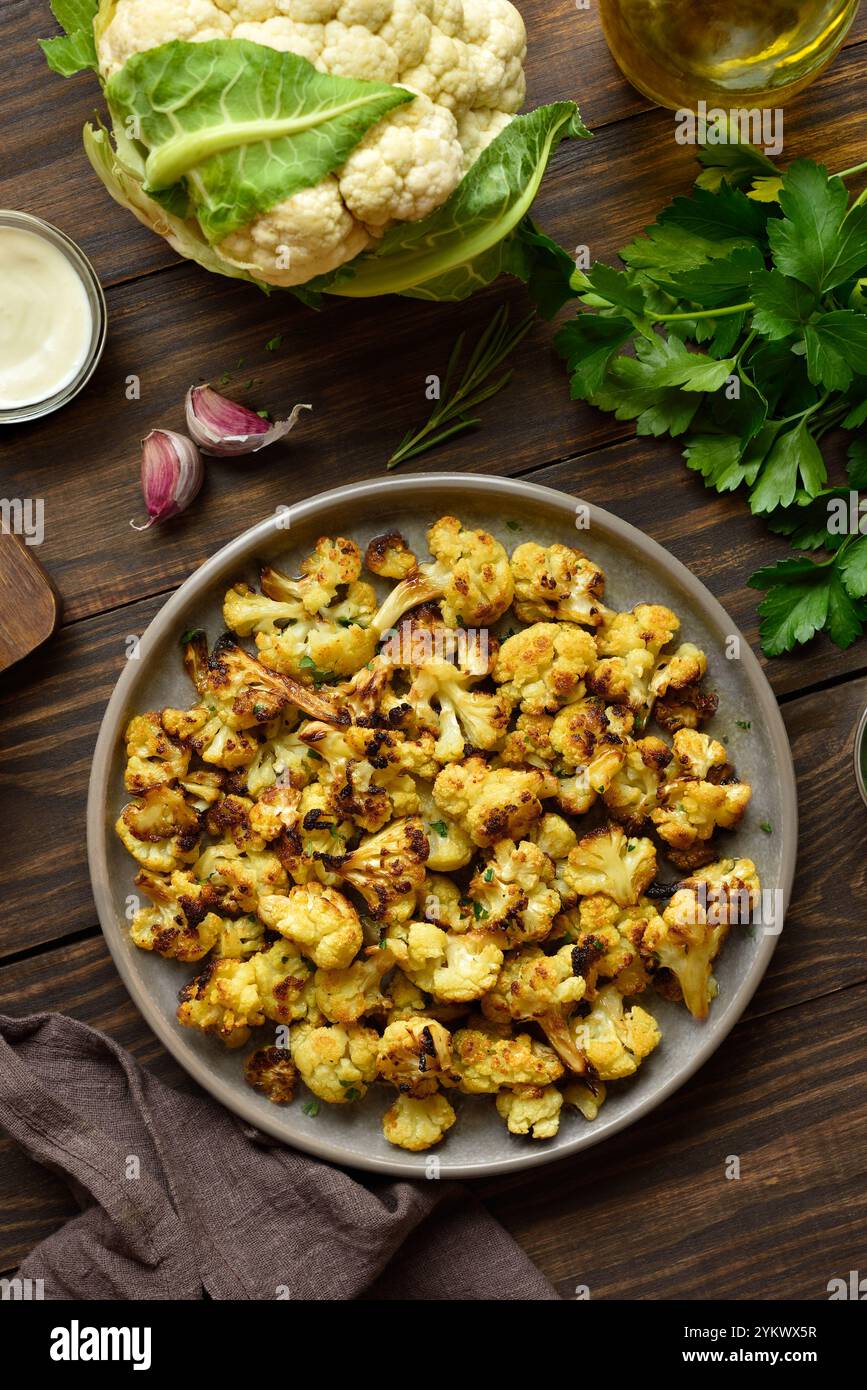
[838,535,867,598]
[179,627,205,646]
[555,314,635,396]
[748,556,835,654]
[736,719,752,729]
[483,867,494,882]
[684,435,753,493]
[751,268,817,340]
[649,245,764,308]
[430,820,448,838]
[749,421,826,513]
[265,334,283,351]
[848,436,867,488]
[804,311,867,393]
[759,820,773,834]
[658,182,769,245]
[302,1100,320,1117]
[768,161,867,293]
[472,901,489,921]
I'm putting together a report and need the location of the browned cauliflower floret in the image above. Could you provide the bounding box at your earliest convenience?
[596,604,679,659]
[495,1084,563,1139]
[452,1023,564,1093]
[244,1045,297,1105]
[292,1021,379,1103]
[178,958,265,1048]
[275,781,354,888]
[129,868,224,962]
[386,921,504,1002]
[115,784,201,873]
[376,1016,454,1097]
[364,530,418,580]
[407,657,513,761]
[373,516,514,633]
[433,757,558,847]
[493,623,596,714]
[603,736,673,830]
[652,730,752,849]
[252,565,378,680]
[382,1091,457,1151]
[648,641,708,705]
[258,883,363,970]
[213,914,266,959]
[193,842,288,915]
[567,985,661,1080]
[587,649,656,712]
[298,721,419,832]
[482,944,585,1025]
[318,817,429,922]
[314,953,393,1025]
[573,894,661,997]
[528,812,577,862]
[416,783,474,871]
[468,838,561,945]
[642,858,760,1018]
[510,542,606,626]
[563,824,657,908]
[253,941,314,1024]
[499,711,557,767]
[420,873,474,932]
[654,683,719,734]
[548,697,629,816]
[563,1080,607,1120]
[123,712,190,793]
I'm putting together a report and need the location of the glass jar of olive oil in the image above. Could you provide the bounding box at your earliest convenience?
[600,0,860,109]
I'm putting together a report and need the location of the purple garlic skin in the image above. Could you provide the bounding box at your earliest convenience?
[131,429,204,531]
[186,384,311,457]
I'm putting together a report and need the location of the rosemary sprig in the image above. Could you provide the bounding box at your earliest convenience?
[387,306,535,469]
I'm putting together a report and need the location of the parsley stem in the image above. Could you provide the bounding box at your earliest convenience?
[654,301,753,322]
[836,158,867,181]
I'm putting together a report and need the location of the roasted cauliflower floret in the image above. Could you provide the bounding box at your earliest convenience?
[528,812,577,862]
[452,1023,564,1093]
[596,604,679,659]
[495,1084,563,1139]
[386,921,504,1002]
[244,1045,298,1105]
[499,711,557,767]
[253,572,378,681]
[587,648,656,712]
[642,859,760,1018]
[603,735,672,830]
[568,985,661,1081]
[252,940,314,1024]
[510,541,606,626]
[193,842,288,914]
[292,1021,379,1104]
[468,838,561,945]
[298,721,418,832]
[314,953,392,1025]
[416,782,474,871]
[572,894,661,997]
[563,1080,607,1121]
[670,728,728,780]
[563,824,657,908]
[433,757,557,847]
[482,944,585,1024]
[178,957,265,1048]
[258,883,363,970]
[373,516,514,633]
[407,657,513,761]
[115,785,201,873]
[129,868,224,962]
[649,641,708,705]
[652,777,752,850]
[319,817,429,922]
[382,1091,457,1151]
[654,682,719,735]
[123,712,190,793]
[364,530,418,580]
[376,1016,453,1096]
[493,622,596,714]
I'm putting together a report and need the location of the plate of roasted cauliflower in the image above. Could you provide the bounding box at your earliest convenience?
[89,474,796,1175]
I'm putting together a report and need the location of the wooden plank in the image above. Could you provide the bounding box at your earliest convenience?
[485,982,867,1300]
[3,43,867,631]
[1,931,864,1292]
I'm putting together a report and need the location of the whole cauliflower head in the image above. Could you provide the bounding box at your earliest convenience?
[96,0,527,286]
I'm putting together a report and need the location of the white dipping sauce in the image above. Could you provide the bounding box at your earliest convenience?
[0,226,93,409]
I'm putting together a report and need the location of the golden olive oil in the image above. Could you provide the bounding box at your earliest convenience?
[600,0,859,109]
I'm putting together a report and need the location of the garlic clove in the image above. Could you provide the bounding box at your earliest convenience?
[131,429,204,531]
[186,384,311,457]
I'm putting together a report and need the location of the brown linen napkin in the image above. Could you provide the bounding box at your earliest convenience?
[0,1012,559,1301]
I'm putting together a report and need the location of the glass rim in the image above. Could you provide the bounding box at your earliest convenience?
[0,210,108,426]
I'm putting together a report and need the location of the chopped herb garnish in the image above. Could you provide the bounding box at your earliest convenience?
[505,519,521,531]
[265,334,283,352]
[430,819,448,838]
[472,901,489,921]
[626,841,637,852]
[760,820,773,834]
[302,1100,320,1117]
[179,627,204,646]
[344,1087,361,1101]
[306,748,322,761]
[483,867,494,882]
[736,720,752,730]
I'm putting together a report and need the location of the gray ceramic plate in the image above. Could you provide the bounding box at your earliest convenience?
[87,473,797,1178]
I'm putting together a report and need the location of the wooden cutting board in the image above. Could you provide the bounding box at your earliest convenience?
[0,531,60,672]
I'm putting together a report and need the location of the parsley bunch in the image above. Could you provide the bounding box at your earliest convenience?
[556,141,867,656]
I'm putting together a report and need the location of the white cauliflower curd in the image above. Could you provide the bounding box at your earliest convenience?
[95,0,527,286]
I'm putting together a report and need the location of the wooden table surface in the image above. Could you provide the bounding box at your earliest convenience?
[2,0,866,1300]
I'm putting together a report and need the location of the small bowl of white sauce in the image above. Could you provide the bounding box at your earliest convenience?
[0,211,107,424]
